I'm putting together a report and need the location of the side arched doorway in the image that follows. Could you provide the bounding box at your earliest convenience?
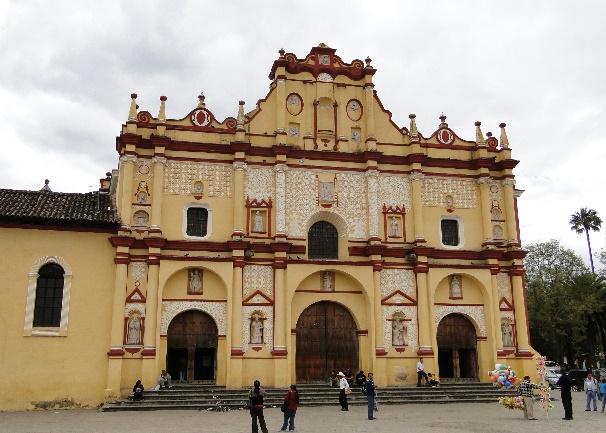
[296,301,358,383]
[167,310,218,382]
[437,314,478,379]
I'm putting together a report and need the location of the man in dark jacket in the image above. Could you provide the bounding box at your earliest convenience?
[364,372,377,420]
[557,369,573,420]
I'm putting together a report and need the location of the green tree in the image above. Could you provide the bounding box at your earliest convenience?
[525,240,604,366]
[569,207,602,273]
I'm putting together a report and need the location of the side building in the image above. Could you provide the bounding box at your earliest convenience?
[0,44,536,410]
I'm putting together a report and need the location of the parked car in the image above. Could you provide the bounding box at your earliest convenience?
[567,369,592,391]
[545,371,561,389]
[544,361,561,374]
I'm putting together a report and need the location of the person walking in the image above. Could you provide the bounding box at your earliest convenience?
[416,358,429,387]
[599,378,606,413]
[557,369,573,420]
[584,373,598,412]
[519,376,540,420]
[364,372,377,420]
[248,380,268,433]
[337,371,350,411]
[280,384,299,432]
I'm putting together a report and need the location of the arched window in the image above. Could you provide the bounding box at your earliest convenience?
[33,264,64,327]
[186,207,209,237]
[308,221,338,259]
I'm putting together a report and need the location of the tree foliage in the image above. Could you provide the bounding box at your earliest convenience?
[569,207,602,273]
[525,240,605,366]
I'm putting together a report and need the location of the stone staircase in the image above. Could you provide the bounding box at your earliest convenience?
[102,382,516,412]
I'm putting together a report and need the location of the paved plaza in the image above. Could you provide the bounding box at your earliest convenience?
[1,392,604,433]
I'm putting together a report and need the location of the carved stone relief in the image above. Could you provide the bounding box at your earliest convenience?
[246,167,274,200]
[422,177,478,208]
[160,301,226,335]
[335,172,367,238]
[434,305,486,337]
[130,262,148,283]
[243,265,273,298]
[379,175,412,210]
[449,275,462,298]
[382,305,417,352]
[242,306,273,352]
[497,272,512,302]
[380,269,416,298]
[164,161,232,196]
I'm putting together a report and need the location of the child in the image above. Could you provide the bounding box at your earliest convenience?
[428,373,440,387]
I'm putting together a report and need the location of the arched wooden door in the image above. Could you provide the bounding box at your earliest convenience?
[167,310,218,382]
[437,313,478,379]
[296,301,358,383]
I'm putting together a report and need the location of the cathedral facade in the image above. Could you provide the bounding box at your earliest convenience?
[0,45,536,410]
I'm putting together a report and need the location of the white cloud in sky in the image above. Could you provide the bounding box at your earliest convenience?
[0,0,604,266]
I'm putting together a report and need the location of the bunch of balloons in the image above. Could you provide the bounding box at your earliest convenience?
[488,364,517,389]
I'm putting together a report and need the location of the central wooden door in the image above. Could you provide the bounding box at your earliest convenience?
[296,301,358,383]
[167,310,218,382]
[437,313,478,379]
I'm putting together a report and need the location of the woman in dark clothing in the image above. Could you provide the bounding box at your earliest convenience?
[248,380,268,433]
[280,384,299,432]
[132,380,144,401]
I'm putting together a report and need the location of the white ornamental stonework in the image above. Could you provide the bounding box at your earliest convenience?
[336,172,367,239]
[365,170,379,237]
[379,175,412,210]
[275,164,289,234]
[164,161,232,196]
[243,265,273,298]
[130,262,148,282]
[497,272,512,302]
[380,269,416,299]
[242,306,273,352]
[382,305,418,352]
[285,169,320,238]
[125,303,145,317]
[434,305,486,337]
[422,177,478,208]
[160,301,227,335]
[246,167,274,200]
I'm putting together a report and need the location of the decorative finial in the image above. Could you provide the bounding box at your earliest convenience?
[40,179,52,192]
[128,93,138,121]
[365,56,372,68]
[475,121,485,146]
[198,92,206,108]
[486,131,493,137]
[237,100,245,130]
[499,122,509,148]
[158,96,167,122]
[409,114,419,142]
[278,48,285,58]
[439,113,448,128]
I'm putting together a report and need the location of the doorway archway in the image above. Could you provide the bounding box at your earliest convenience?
[167,310,218,382]
[295,301,358,383]
[436,313,478,379]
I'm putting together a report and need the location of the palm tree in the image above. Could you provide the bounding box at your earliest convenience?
[569,207,602,273]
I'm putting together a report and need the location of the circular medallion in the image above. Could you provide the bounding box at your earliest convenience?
[191,109,212,127]
[138,164,150,175]
[286,93,303,116]
[436,128,454,145]
[486,137,499,150]
[317,72,333,82]
[346,99,363,121]
[489,184,500,194]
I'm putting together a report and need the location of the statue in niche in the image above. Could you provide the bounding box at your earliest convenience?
[392,315,407,346]
[389,216,400,237]
[450,275,462,298]
[253,210,265,232]
[321,271,334,291]
[501,318,514,347]
[318,181,334,203]
[250,314,264,345]
[493,225,504,239]
[491,205,503,220]
[188,268,203,294]
[444,194,454,210]
[126,313,142,345]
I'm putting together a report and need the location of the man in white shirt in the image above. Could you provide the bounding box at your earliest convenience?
[337,371,350,411]
[584,373,598,411]
[416,358,429,387]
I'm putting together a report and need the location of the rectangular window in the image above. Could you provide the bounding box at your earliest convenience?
[186,207,208,237]
[441,219,459,246]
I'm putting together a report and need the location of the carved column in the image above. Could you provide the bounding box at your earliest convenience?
[338,85,347,141]
[273,265,287,353]
[364,83,376,142]
[477,176,493,243]
[150,156,166,228]
[415,267,433,355]
[274,164,288,237]
[119,155,136,226]
[502,178,518,244]
[490,271,504,353]
[511,271,531,354]
[231,263,244,355]
[366,169,380,240]
[276,78,286,135]
[232,161,247,237]
[373,268,384,351]
[141,259,160,386]
[409,172,425,242]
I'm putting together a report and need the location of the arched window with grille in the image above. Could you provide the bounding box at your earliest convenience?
[308,221,338,259]
[33,264,65,327]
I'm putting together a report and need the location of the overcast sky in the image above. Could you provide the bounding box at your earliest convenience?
[0,0,604,266]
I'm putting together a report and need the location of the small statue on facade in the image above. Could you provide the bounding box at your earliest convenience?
[389,216,399,237]
[450,275,462,298]
[250,314,264,344]
[321,271,334,291]
[501,318,514,347]
[126,313,141,345]
[188,268,203,294]
[253,210,264,232]
[392,316,407,346]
